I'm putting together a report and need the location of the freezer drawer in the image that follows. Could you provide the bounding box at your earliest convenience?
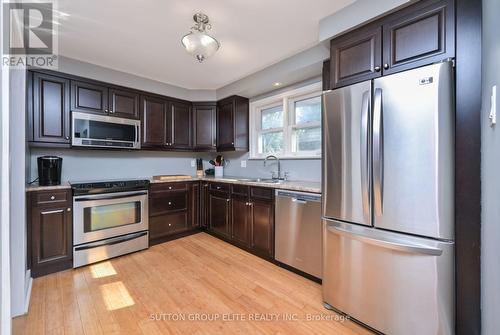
[275,191,322,278]
[322,220,454,335]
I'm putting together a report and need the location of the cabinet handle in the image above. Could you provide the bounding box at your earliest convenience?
[110,110,114,114]
[216,186,221,190]
[105,109,108,113]
[67,208,71,212]
[41,209,63,215]
[384,63,389,70]
[50,195,55,200]
[231,142,234,145]
[203,184,208,187]
[65,136,70,140]
[168,186,172,190]
[226,199,230,202]
[374,66,381,72]
[168,223,172,227]
[168,201,172,205]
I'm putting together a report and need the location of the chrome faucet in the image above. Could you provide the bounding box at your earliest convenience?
[264,155,286,180]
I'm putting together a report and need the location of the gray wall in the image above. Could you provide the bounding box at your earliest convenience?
[9,68,28,318]
[481,0,500,333]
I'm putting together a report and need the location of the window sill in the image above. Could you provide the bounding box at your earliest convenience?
[248,155,321,160]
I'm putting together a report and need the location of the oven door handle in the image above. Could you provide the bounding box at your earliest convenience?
[74,191,148,202]
[74,231,148,251]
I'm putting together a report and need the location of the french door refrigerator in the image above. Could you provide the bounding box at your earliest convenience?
[322,61,455,335]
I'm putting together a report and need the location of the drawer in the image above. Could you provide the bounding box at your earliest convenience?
[150,182,188,193]
[250,187,274,201]
[209,182,230,193]
[149,212,189,240]
[150,192,187,216]
[33,190,70,206]
[231,184,249,197]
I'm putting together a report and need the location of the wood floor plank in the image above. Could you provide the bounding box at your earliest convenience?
[13,233,371,335]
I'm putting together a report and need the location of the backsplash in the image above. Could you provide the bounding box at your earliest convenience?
[29,148,321,183]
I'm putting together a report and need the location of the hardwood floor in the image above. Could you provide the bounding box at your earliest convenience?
[13,232,372,335]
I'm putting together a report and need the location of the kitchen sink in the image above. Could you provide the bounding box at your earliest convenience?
[237,178,285,184]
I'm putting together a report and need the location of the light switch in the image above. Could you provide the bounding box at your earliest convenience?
[191,159,196,167]
[489,85,497,126]
[241,160,247,168]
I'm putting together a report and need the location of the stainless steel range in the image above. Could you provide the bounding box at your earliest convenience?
[71,179,150,267]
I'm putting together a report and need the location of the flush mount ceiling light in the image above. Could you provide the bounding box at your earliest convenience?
[181,13,220,63]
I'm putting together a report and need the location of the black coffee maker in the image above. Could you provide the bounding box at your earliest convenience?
[37,156,62,186]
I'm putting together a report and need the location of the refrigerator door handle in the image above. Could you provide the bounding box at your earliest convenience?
[360,90,371,222]
[373,88,384,216]
[326,224,443,256]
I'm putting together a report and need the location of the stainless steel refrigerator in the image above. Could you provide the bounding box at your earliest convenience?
[322,61,455,335]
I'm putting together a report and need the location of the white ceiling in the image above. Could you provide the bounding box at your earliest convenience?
[55,0,355,90]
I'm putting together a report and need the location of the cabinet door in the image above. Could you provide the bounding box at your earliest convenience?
[330,24,382,88]
[190,182,200,228]
[231,197,250,247]
[71,80,108,114]
[382,0,454,75]
[249,200,274,258]
[217,101,234,149]
[200,183,210,228]
[141,95,167,147]
[32,72,71,144]
[31,205,72,277]
[168,101,192,149]
[109,88,140,119]
[193,104,216,150]
[209,193,231,238]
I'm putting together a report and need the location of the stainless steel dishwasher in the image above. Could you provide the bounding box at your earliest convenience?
[275,190,322,279]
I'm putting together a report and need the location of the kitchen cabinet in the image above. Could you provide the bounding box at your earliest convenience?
[200,182,210,228]
[249,199,274,258]
[231,196,250,247]
[329,24,382,89]
[27,189,73,278]
[382,0,455,75]
[208,186,231,238]
[167,101,192,149]
[193,102,216,151]
[29,71,71,146]
[327,0,455,88]
[108,87,140,119]
[71,80,108,114]
[190,182,200,228]
[149,182,197,245]
[217,96,249,152]
[140,95,168,147]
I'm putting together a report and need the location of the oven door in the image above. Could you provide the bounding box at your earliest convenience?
[73,190,148,245]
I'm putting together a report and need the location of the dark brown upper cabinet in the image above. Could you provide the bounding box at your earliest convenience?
[71,80,108,114]
[140,95,167,147]
[330,24,382,89]
[167,101,192,150]
[326,0,455,88]
[30,72,71,146]
[217,95,249,152]
[193,102,216,151]
[382,0,455,75]
[108,87,140,119]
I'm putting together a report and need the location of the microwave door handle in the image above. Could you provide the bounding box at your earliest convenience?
[75,191,147,202]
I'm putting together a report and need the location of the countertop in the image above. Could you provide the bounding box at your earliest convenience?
[26,176,321,194]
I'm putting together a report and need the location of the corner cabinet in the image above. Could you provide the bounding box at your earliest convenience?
[328,0,455,89]
[217,96,249,152]
[27,189,73,278]
[28,71,71,147]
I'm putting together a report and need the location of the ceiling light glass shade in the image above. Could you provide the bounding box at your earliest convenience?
[181,31,220,62]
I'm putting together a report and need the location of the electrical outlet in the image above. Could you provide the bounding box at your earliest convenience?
[490,85,497,126]
[191,159,196,167]
[241,160,247,168]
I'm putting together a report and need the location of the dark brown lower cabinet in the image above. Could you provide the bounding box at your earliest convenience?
[149,182,197,245]
[28,189,73,278]
[205,183,275,260]
[208,192,231,239]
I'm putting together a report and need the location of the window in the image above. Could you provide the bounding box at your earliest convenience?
[250,82,322,159]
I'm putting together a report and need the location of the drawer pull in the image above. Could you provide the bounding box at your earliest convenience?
[168,223,172,227]
[50,195,55,200]
[168,186,172,190]
[67,208,71,212]
[226,199,230,202]
[41,209,63,215]
[217,186,221,190]
[168,202,172,205]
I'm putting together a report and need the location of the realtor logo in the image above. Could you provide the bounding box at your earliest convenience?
[2,2,58,68]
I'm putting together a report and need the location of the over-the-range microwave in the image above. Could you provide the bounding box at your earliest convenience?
[72,111,141,149]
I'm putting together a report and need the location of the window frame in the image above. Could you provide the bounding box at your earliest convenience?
[249,82,322,159]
